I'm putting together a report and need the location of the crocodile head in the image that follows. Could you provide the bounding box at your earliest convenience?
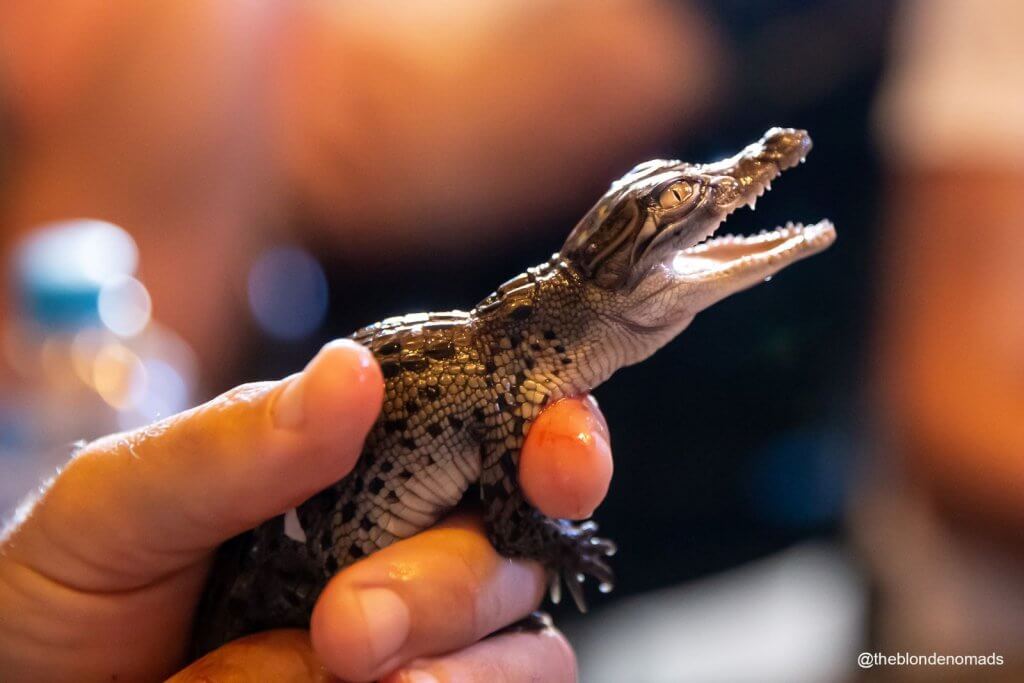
[559,127,836,365]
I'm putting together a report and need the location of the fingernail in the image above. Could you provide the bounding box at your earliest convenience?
[358,588,411,663]
[273,372,306,430]
[583,394,609,439]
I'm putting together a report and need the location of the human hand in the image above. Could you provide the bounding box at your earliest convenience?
[0,340,613,681]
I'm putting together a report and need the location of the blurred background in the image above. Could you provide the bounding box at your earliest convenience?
[1,1,1022,681]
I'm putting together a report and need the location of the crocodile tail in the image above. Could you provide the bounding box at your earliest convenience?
[188,515,327,659]
[188,530,254,659]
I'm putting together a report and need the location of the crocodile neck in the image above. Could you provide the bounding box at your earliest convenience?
[471,256,633,398]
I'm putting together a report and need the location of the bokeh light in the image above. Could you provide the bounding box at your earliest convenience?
[133,358,189,421]
[15,219,139,330]
[247,246,328,340]
[17,219,137,286]
[70,327,107,386]
[98,276,152,337]
[92,342,147,411]
[111,324,199,430]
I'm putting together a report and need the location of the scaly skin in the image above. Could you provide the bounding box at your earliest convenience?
[192,128,836,654]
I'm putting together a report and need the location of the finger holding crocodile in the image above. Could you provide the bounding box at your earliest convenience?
[520,394,613,521]
[1,339,384,593]
[311,514,549,683]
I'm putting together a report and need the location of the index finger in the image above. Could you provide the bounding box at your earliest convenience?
[310,514,546,682]
[520,395,613,520]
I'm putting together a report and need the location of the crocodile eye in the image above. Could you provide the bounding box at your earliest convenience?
[658,182,693,209]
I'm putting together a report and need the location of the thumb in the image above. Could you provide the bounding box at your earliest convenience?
[2,339,383,593]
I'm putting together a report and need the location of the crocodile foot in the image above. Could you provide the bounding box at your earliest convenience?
[547,519,616,612]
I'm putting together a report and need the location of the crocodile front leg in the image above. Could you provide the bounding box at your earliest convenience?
[479,397,615,611]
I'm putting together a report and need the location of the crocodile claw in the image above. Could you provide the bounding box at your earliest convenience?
[547,519,616,612]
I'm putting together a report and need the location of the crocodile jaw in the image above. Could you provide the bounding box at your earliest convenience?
[671,220,837,283]
[661,220,836,310]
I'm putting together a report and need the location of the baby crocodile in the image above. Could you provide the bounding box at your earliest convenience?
[192,127,836,653]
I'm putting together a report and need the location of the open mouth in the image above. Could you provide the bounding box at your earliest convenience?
[669,129,833,281]
[670,220,836,280]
